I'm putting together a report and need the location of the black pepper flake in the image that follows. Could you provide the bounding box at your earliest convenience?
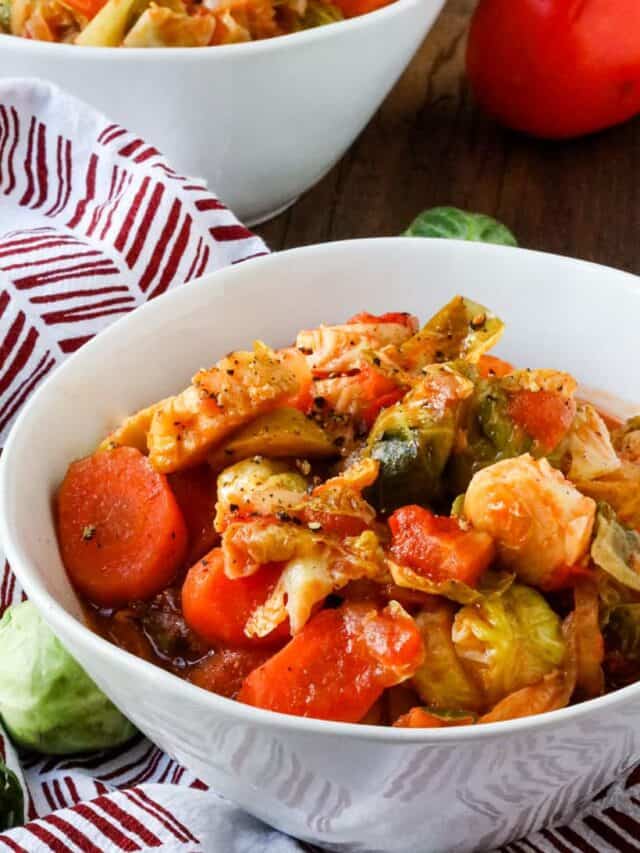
[372,357,381,367]
[333,436,345,447]
[276,511,292,523]
[82,525,96,541]
[314,396,326,408]
[227,369,235,376]
[229,503,239,513]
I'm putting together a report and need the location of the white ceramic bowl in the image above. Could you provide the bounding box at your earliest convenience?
[2,239,640,853]
[0,0,444,225]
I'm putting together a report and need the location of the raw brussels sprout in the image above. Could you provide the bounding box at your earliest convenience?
[452,584,566,705]
[411,604,485,713]
[0,759,23,832]
[591,503,640,593]
[0,602,136,754]
[366,365,473,513]
[400,295,505,368]
[403,206,517,247]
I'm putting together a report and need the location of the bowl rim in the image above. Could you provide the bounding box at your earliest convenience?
[2,237,640,745]
[0,0,438,59]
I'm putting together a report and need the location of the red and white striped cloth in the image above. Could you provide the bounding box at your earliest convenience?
[1,78,639,853]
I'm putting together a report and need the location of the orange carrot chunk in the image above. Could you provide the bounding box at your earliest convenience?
[238,602,424,722]
[57,447,187,607]
[182,547,289,648]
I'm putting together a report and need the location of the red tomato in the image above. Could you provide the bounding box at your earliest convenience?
[466,0,640,139]
[182,548,289,648]
[388,505,494,588]
[507,390,576,452]
[238,602,424,721]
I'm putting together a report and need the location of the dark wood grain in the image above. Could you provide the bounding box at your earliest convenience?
[255,0,640,274]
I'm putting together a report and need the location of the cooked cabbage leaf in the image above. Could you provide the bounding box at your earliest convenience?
[452,584,566,706]
[464,454,596,588]
[564,404,621,481]
[577,461,640,532]
[591,503,640,593]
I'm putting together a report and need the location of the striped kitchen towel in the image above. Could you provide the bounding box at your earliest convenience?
[0,77,639,853]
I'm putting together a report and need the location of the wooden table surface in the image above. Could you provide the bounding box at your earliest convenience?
[255,0,640,275]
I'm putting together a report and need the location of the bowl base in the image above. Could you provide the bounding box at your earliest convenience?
[245,196,300,227]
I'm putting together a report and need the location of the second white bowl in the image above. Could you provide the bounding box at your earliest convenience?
[0,0,445,224]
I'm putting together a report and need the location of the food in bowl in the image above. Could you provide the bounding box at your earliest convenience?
[1,0,390,46]
[54,295,640,727]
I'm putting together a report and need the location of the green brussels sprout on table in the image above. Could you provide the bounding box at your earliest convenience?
[404,206,518,247]
[0,601,136,755]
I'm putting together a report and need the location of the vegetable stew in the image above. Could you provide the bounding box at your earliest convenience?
[56,297,640,727]
[2,0,389,47]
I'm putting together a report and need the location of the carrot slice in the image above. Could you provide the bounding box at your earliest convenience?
[389,505,495,588]
[167,464,219,566]
[182,548,289,648]
[238,602,424,722]
[57,447,187,607]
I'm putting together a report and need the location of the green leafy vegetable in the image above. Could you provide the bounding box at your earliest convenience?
[591,503,640,593]
[447,372,531,494]
[607,604,640,660]
[0,0,10,32]
[400,295,505,368]
[302,0,343,27]
[452,584,566,705]
[366,365,473,513]
[0,602,136,754]
[403,206,517,247]
[0,760,23,832]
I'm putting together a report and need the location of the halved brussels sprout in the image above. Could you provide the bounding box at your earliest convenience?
[452,584,566,706]
[208,407,337,470]
[411,603,485,713]
[366,365,473,513]
[400,296,504,369]
[591,503,640,593]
